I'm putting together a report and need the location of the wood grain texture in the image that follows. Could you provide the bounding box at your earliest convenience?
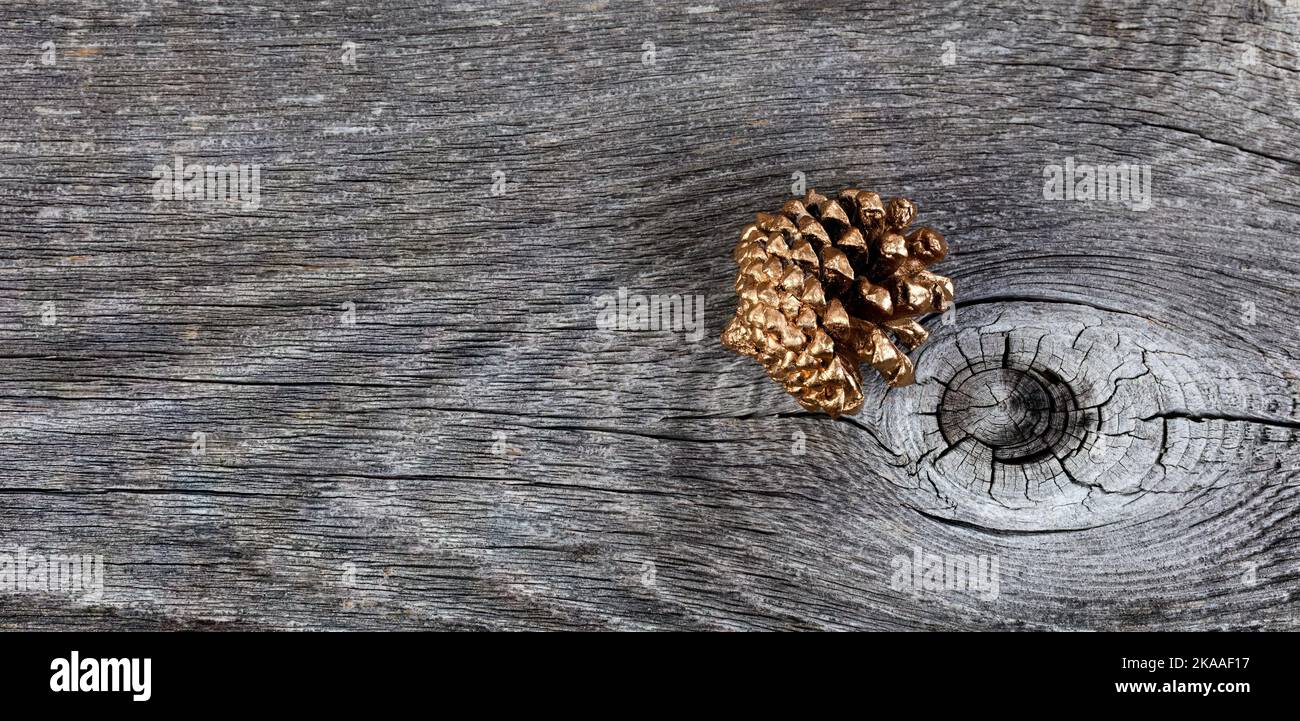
[0,0,1297,630]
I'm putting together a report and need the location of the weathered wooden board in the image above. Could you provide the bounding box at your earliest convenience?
[0,0,1297,630]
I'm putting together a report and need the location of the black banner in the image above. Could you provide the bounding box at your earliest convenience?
[0,632,1287,710]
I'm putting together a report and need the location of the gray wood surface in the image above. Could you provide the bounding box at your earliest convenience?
[1,0,1297,630]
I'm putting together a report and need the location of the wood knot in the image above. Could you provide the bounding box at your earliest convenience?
[869,302,1299,532]
[938,364,1086,465]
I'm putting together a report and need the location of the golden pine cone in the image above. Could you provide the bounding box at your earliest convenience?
[721,188,954,418]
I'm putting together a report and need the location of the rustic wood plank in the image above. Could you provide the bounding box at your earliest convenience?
[0,0,1297,630]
